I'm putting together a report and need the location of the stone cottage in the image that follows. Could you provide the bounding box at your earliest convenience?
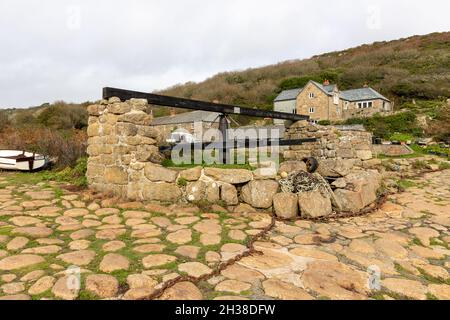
[274,80,392,125]
[150,110,228,141]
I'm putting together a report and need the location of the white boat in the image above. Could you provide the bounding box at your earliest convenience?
[0,150,48,171]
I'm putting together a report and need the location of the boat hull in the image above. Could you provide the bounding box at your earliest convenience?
[0,150,48,171]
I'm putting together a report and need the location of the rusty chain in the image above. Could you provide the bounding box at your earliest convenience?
[143,214,276,300]
[141,191,391,300]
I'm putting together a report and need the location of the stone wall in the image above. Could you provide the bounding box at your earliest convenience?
[86,99,382,217]
[284,120,373,161]
[86,98,163,199]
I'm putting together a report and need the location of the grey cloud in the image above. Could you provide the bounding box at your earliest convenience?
[0,0,449,107]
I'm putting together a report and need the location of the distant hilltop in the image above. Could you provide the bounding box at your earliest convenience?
[160,32,449,116]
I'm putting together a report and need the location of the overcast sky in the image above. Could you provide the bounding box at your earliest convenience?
[0,0,449,108]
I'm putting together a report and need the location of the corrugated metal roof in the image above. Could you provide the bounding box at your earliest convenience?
[151,110,222,126]
[274,88,302,102]
[340,87,390,102]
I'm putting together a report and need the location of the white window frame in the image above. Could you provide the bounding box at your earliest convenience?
[309,92,315,99]
[358,101,373,109]
[309,107,315,113]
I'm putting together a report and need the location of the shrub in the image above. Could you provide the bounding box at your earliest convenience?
[36,101,88,130]
[0,127,87,168]
[439,162,450,170]
[279,75,322,91]
[411,160,427,170]
[0,111,10,131]
[318,120,331,126]
[343,111,423,139]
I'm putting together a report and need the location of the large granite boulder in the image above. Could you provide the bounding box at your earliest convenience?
[333,170,381,212]
[298,189,332,218]
[273,193,298,219]
[241,180,279,209]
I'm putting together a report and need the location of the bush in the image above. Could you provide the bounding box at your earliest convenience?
[0,127,87,168]
[318,120,331,126]
[343,111,423,139]
[36,101,88,130]
[279,75,322,91]
[0,111,10,131]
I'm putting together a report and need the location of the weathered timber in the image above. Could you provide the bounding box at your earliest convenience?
[103,87,309,121]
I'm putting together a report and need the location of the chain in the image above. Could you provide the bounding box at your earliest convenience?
[137,185,399,300]
[142,214,276,300]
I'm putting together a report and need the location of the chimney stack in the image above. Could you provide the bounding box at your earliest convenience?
[323,79,330,86]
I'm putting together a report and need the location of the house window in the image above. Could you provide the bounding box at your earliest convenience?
[309,93,315,99]
[344,101,349,110]
[309,107,315,113]
[358,101,373,109]
[292,109,297,114]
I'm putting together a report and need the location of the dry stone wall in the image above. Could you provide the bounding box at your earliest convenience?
[284,120,373,161]
[283,120,379,177]
[86,101,382,218]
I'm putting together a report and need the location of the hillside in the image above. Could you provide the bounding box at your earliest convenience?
[159,32,450,113]
[1,31,449,164]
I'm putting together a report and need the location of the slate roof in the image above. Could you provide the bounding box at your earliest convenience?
[274,81,390,103]
[340,87,390,102]
[151,110,222,126]
[311,81,337,95]
[274,88,303,102]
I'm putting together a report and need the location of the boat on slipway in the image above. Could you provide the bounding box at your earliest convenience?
[0,150,48,171]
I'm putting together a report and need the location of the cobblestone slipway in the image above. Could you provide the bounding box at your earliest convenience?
[0,170,449,300]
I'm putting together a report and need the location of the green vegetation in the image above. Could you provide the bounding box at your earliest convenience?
[7,157,88,188]
[439,162,450,170]
[177,177,188,187]
[411,160,428,170]
[389,133,414,142]
[342,111,423,139]
[396,179,417,190]
[160,32,450,117]
[161,159,255,170]
[318,120,331,126]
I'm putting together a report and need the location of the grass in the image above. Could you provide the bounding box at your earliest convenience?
[5,157,88,188]
[417,268,450,285]
[377,145,425,159]
[430,238,449,250]
[426,293,439,300]
[177,178,188,187]
[390,133,415,142]
[396,179,417,190]
[439,162,450,170]
[161,159,255,170]
[410,237,425,247]
[411,160,428,170]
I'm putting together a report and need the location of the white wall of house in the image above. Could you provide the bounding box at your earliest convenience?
[274,100,296,125]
